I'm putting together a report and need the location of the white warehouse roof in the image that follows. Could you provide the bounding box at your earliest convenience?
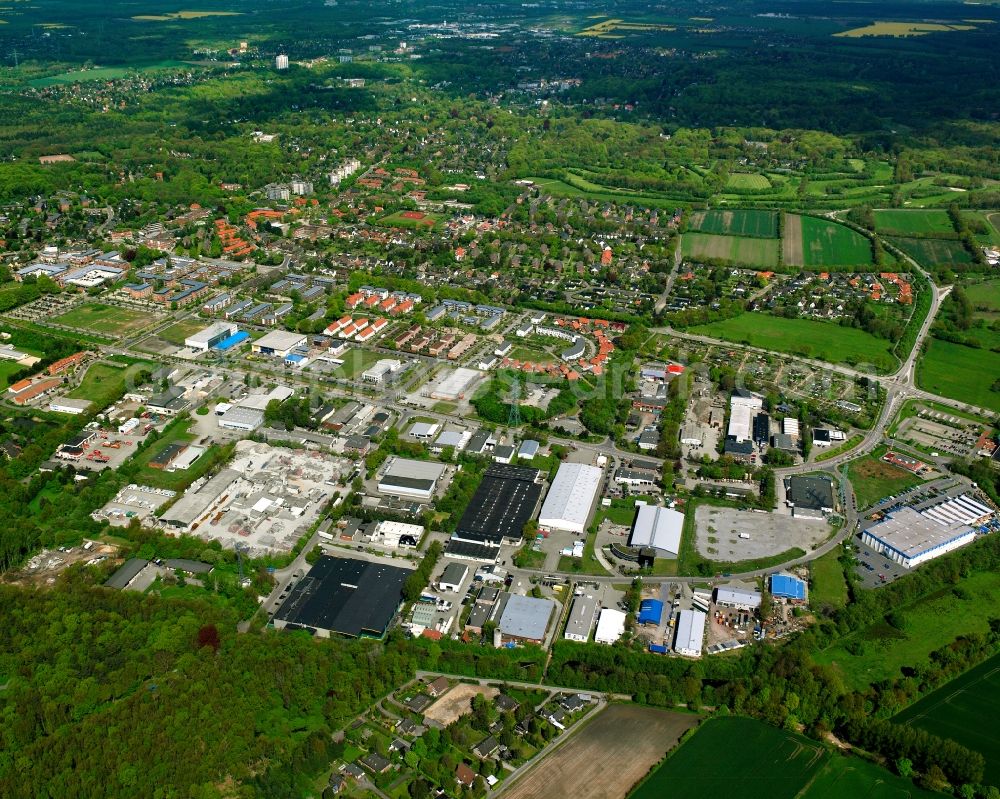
[628,504,683,556]
[538,463,603,534]
[594,607,626,644]
[674,609,706,657]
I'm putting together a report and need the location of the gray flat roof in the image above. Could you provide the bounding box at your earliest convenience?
[865,506,975,559]
[499,594,555,641]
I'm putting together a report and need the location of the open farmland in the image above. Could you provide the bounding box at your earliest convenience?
[834,21,975,38]
[51,303,156,337]
[895,652,1000,785]
[814,570,1000,691]
[917,338,1000,413]
[681,232,779,267]
[785,215,873,268]
[800,756,940,799]
[629,717,827,799]
[690,313,896,370]
[688,209,777,237]
[889,236,972,268]
[504,705,698,799]
[873,209,955,236]
[29,61,190,87]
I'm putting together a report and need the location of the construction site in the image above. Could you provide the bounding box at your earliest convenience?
[157,441,351,556]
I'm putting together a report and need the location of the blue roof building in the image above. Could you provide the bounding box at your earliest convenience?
[637,598,664,626]
[214,331,250,351]
[770,573,806,601]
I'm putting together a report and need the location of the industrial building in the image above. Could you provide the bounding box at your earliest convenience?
[271,555,411,638]
[785,475,835,519]
[452,463,542,547]
[538,462,603,534]
[362,359,402,384]
[564,593,599,641]
[497,594,556,644]
[104,558,150,590]
[185,322,239,353]
[637,599,664,626]
[770,573,807,601]
[714,587,761,610]
[594,608,626,644]
[674,609,706,657]
[727,390,763,443]
[861,506,977,569]
[628,504,683,558]
[378,457,446,502]
[438,562,469,593]
[428,367,480,401]
[251,330,307,357]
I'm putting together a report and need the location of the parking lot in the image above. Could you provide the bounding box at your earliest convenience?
[694,505,830,561]
[851,534,908,588]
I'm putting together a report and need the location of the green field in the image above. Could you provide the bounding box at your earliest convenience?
[725,173,772,190]
[331,348,382,379]
[809,547,848,610]
[690,313,897,370]
[873,209,955,236]
[800,755,940,799]
[132,420,228,492]
[29,60,190,87]
[66,360,154,411]
[786,215,873,268]
[681,232,780,267]
[376,210,442,230]
[845,450,924,509]
[889,236,972,268]
[917,338,1000,413]
[895,652,1000,785]
[814,570,1000,691]
[688,209,778,237]
[630,717,828,799]
[52,304,154,337]
[158,320,208,346]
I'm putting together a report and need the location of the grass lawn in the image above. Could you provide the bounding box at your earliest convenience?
[725,173,772,191]
[894,651,1000,785]
[630,717,828,799]
[845,450,923,508]
[688,209,778,237]
[132,420,230,492]
[432,401,457,414]
[511,346,554,363]
[66,360,155,411]
[158,319,207,346]
[917,338,1000,413]
[681,232,780,267]
[330,349,382,379]
[814,434,863,462]
[376,210,442,230]
[873,209,955,236]
[52,303,154,337]
[786,215,873,268]
[0,357,36,390]
[809,547,848,610]
[814,570,1000,691]
[690,313,897,371]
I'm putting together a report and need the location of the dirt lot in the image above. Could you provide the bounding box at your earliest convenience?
[501,705,699,799]
[782,212,803,265]
[695,505,828,561]
[2,542,119,588]
[424,684,498,726]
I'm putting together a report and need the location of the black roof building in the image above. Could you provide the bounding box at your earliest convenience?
[272,556,411,639]
[753,413,770,444]
[445,539,501,562]
[452,463,541,546]
[786,475,835,512]
[104,558,149,590]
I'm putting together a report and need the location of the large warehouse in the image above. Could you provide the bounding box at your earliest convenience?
[861,506,976,569]
[185,322,238,352]
[497,594,556,645]
[538,462,603,534]
[674,609,707,657]
[785,475,835,519]
[378,457,447,502]
[452,463,542,547]
[272,555,411,638]
[564,593,599,641]
[251,330,307,357]
[628,503,684,557]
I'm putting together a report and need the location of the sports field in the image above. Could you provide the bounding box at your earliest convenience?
[51,304,154,337]
[873,209,955,236]
[505,706,698,799]
[845,453,924,509]
[690,313,896,370]
[917,338,1000,413]
[814,570,1000,691]
[687,209,778,237]
[377,210,441,230]
[630,717,827,799]
[29,61,190,87]
[681,232,780,267]
[889,236,972,268]
[784,215,873,268]
[895,652,1000,785]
